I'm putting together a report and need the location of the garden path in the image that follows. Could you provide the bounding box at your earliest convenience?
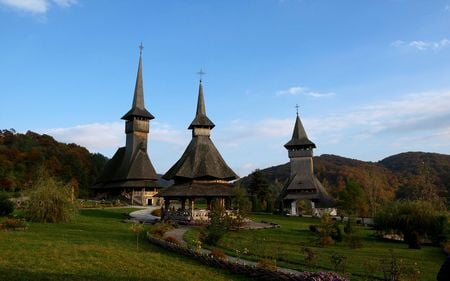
[162,226,302,276]
[129,206,160,223]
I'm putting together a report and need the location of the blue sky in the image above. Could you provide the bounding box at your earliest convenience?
[1,0,450,176]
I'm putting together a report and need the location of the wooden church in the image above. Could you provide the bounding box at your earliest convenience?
[279,110,335,216]
[92,47,160,206]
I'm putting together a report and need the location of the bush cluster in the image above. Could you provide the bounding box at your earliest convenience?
[0,218,27,231]
[0,193,14,216]
[374,200,448,249]
[26,176,77,223]
[149,223,175,238]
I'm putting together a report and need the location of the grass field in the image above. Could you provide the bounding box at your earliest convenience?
[185,214,445,281]
[0,208,249,281]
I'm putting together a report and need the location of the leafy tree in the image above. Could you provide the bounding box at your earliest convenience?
[231,184,251,225]
[338,181,368,218]
[25,175,77,223]
[248,170,273,212]
[374,200,447,249]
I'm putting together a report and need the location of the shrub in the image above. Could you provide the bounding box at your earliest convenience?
[330,252,347,274]
[0,218,27,231]
[331,223,343,242]
[346,232,363,249]
[164,236,181,245]
[0,193,14,216]
[203,227,225,246]
[25,176,77,223]
[301,247,317,267]
[309,224,319,233]
[257,258,277,271]
[210,248,227,260]
[203,201,227,246]
[149,223,174,238]
[374,200,446,249]
[151,208,161,217]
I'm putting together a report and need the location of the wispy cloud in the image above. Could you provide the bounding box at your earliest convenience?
[391,38,450,51]
[276,86,335,98]
[218,89,450,152]
[0,0,76,14]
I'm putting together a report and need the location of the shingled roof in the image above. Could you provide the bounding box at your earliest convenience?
[122,52,154,121]
[163,135,238,181]
[162,80,238,183]
[93,147,159,189]
[280,174,334,208]
[284,114,316,150]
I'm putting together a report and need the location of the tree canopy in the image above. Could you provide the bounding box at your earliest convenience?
[0,129,108,196]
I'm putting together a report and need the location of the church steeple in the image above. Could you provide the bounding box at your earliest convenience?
[284,110,316,151]
[188,79,215,131]
[122,44,154,121]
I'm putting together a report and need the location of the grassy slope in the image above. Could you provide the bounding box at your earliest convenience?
[185,214,444,281]
[0,209,248,281]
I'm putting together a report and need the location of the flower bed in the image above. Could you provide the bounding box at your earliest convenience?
[147,234,348,281]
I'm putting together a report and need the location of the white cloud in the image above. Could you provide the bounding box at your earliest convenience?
[40,121,187,157]
[0,0,76,14]
[391,38,450,51]
[0,0,48,13]
[276,86,335,98]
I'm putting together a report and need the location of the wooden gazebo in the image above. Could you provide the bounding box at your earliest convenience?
[157,79,238,222]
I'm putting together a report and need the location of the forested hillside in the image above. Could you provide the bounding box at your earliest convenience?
[0,129,108,196]
[239,152,450,210]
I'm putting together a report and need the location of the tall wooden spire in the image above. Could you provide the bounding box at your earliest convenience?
[122,46,154,121]
[188,80,215,130]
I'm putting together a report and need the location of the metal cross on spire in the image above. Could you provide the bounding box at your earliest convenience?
[139,42,144,56]
[197,68,206,81]
[295,104,299,116]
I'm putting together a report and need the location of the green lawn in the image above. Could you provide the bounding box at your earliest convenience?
[0,209,249,281]
[185,214,445,281]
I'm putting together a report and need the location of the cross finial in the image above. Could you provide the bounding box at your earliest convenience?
[295,104,299,116]
[139,42,144,56]
[197,68,206,81]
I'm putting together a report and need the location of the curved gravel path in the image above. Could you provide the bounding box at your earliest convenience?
[129,206,160,223]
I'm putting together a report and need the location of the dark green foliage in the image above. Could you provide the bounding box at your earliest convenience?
[0,129,108,196]
[25,176,77,223]
[309,224,319,233]
[230,184,251,227]
[248,170,273,212]
[338,181,369,217]
[330,252,347,274]
[331,223,343,242]
[204,201,228,246]
[0,193,14,216]
[374,200,447,249]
